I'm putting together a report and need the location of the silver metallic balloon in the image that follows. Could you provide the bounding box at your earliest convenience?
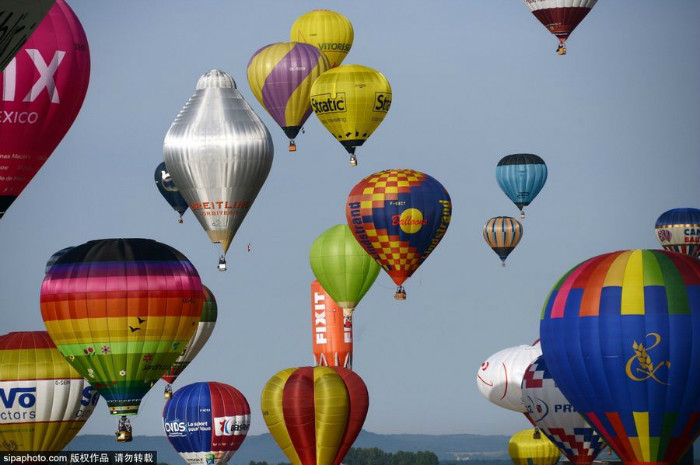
[164,70,274,268]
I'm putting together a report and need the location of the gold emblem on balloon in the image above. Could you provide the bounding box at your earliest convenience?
[625,333,670,385]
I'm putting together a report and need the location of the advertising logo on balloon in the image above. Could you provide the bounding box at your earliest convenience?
[311,93,346,114]
[163,419,187,436]
[373,92,391,113]
[393,208,427,234]
[656,229,672,243]
[214,415,250,436]
[626,333,670,385]
[523,395,549,422]
[0,385,36,422]
[685,228,700,242]
[313,291,328,345]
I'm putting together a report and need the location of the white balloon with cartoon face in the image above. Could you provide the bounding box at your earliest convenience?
[476,340,542,412]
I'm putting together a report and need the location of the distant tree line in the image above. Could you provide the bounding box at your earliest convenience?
[343,447,439,465]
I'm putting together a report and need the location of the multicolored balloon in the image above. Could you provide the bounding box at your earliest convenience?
[540,250,700,464]
[155,161,188,223]
[290,10,353,68]
[247,42,330,151]
[524,0,597,55]
[496,154,547,218]
[521,355,605,465]
[508,429,561,465]
[0,0,55,71]
[163,382,250,465]
[40,238,203,433]
[311,280,353,369]
[0,331,99,452]
[477,341,542,419]
[163,70,274,270]
[261,366,368,465]
[346,169,451,298]
[483,216,523,266]
[654,208,700,258]
[0,0,90,219]
[310,65,391,165]
[162,285,218,392]
[44,246,74,275]
[309,224,380,314]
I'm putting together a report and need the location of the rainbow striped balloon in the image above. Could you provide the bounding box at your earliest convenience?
[540,249,700,464]
[40,238,203,417]
[247,42,330,148]
[0,331,99,451]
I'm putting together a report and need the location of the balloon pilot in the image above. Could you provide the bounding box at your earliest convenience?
[394,285,406,300]
[116,416,133,443]
[289,140,297,152]
[556,44,566,55]
[218,255,227,272]
[164,384,173,399]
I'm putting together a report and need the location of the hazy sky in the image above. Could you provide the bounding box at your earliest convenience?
[0,0,698,440]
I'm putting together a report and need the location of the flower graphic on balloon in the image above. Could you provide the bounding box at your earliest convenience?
[83,347,95,357]
[143,354,153,362]
[101,345,111,354]
[119,370,126,377]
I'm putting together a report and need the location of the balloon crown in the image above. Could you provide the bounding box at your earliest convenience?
[197,69,236,90]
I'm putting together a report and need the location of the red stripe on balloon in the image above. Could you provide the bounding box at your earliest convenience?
[283,367,317,465]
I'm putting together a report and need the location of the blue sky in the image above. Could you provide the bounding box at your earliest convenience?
[0,0,698,439]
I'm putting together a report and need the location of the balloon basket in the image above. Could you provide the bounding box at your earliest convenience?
[116,430,133,443]
[556,44,567,55]
[164,385,173,399]
[217,256,227,272]
[394,286,406,300]
[349,154,358,166]
[178,217,184,224]
[520,211,525,219]
[289,140,297,152]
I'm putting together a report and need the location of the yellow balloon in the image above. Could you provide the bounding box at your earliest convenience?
[290,10,353,68]
[310,64,391,165]
[508,429,561,465]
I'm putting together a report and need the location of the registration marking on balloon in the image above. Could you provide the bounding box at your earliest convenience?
[626,333,671,385]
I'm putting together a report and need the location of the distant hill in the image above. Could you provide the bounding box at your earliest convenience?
[66,431,511,465]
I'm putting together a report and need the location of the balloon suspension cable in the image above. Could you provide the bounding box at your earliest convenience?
[116,416,133,443]
[217,255,227,272]
[520,210,525,219]
[394,285,407,300]
[288,140,297,152]
[533,427,541,439]
[349,153,358,166]
[164,384,173,399]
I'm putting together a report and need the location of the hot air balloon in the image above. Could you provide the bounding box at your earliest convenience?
[261,366,368,465]
[311,280,353,368]
[654,208,700,258]
[164,70,274,271]
[477,341,541,423]
[44,246,74,274]
[346,169,451,299]
[309,224,380,314]
[524,0,597,55]
[290,10,353,68]
[0,331,99,452]
[509,429,561,465]
[540,249,700,464]
[40,238,203,441]
[247,42,330,151]
[155,161,189,223]
[521,355,606,465]
[483,216,523,266]
[163,382,250,465]
[162,285,218,399]
[0,0,90,219]
[496,154,547,219]
[0,0,55,71]
[310,65,391,166]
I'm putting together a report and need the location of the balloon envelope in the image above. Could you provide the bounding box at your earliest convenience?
[483,216,523,265]
[521,355,605,465]
[346,169,451,291]
[247,42,330,144]
[524,0,597,50]
[309,224,380,313]
[163,69,274,258]
[311,280,353,368]
[290,10,353,68]
[0,0,90,219]
[0,0,55,71]
[162,285,218,385]
[540,249,700,464]
[508,429,561,465]
[163,382,250,465]
[261,366,368,465]
[0,331,98,451]
[477,341,542,414]
[155,161,189,221]
[654,208,700,258]
[40,238,203,416]
[496,154,547,217]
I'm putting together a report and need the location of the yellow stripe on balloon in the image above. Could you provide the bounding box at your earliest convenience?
[621,250,645,315]
[313,367,349,465]
[261,368,301,465]
[633,411,651,462]
[44,316,200,345]
[0,348,77,380]
[284,66,318,125]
